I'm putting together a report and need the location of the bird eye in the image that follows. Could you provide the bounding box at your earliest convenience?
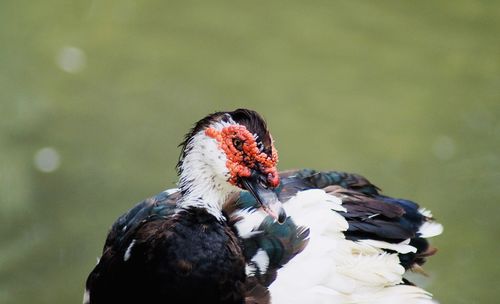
[232,138,244,151]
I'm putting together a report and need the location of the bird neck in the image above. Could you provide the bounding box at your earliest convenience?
[177,135,234,221]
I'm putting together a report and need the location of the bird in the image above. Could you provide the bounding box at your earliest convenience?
[85,108,442,304]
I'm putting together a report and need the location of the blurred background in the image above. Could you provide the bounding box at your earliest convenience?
[1,0,499,303]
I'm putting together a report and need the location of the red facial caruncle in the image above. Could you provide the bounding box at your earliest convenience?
[205,125,279,188]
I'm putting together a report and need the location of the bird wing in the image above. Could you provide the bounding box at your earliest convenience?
[229,169,442,304]
[287,170,442,270]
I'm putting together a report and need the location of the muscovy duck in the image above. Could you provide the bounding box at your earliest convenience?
[84,109,288,304]
[85,108,442,304]
[230,169,443,304]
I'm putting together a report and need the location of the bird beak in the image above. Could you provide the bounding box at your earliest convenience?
[241,171,287,224]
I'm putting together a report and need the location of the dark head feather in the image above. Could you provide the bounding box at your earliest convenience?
[176,109,272,174]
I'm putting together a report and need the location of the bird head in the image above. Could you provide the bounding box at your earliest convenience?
[178,109,286,223]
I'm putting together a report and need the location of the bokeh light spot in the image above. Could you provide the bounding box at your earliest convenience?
[56,46,87,73]
[34,147,61,173]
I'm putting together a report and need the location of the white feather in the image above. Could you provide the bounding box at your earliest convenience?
[233,208,267,238]
[357,239,417,254]
[163,188,180,195]
[418,221,443,238]
[251,249,270,273]
[245,263,257,276]
[351,285,436,304]
[418,208,433,218]
[123,239,136,262]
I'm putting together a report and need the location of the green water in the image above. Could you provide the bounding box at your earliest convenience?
[1,1,499,303]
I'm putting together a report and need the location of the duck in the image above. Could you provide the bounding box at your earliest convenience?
[85,109,288,304]
[85,108,443,304]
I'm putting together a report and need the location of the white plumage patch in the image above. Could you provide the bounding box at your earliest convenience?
[357,239,417,254]
[245,263,257,276]
[236,209,270,276]
[282,189,348,232]
[177,126,238,221]
[251,249,270,273]
[418,208,433,218]
[233,208,267,238]
[163,188,180,195]
[123,239,136,262]
[418,221,443,238]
